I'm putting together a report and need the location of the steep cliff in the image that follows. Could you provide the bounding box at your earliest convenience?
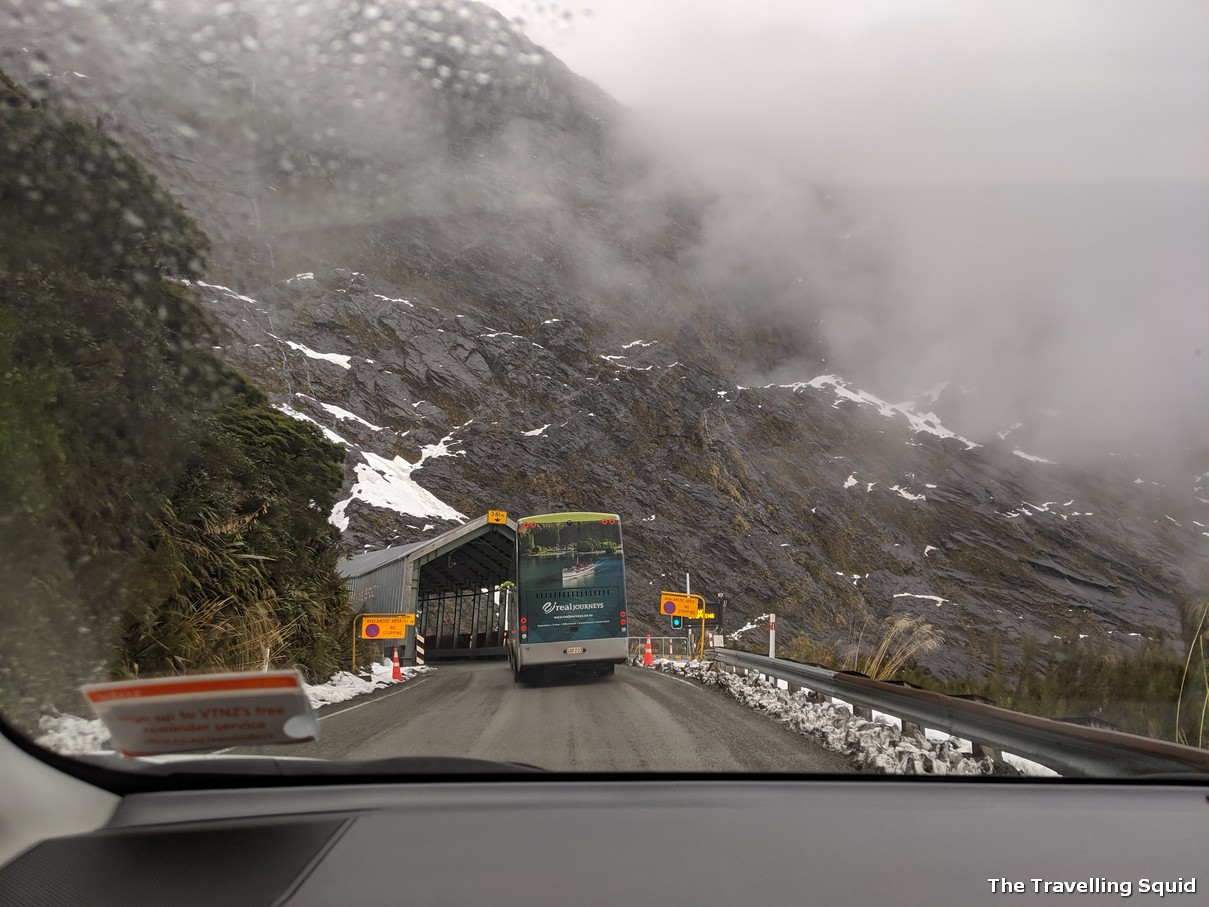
[6,0,1205,683]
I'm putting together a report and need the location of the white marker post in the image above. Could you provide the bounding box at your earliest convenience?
[769,613,776,659]
[685,573,692,659]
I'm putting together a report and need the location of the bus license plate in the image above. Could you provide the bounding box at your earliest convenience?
[564,646,585,654]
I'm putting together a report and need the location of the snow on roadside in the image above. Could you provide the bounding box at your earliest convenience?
[34,664,432,756]
[304,662,429,708]
[639,658,1036,776]
[35,713,113,755]
[1001,752,1060,777]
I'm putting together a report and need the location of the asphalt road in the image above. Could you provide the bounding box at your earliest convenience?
[227,662,855,772]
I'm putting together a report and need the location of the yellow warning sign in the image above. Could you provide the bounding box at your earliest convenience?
[360,614,415,638]
[488,509,508,524]
[659,591,705,618]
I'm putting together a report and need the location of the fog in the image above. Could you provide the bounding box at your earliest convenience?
[7,0,1205,474]
[500,0,1209,472]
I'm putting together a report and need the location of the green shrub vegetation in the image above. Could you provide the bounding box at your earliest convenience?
[0,69,352,726]
[785,598,1208,747]
[899,621,1208,746]
[1174,597,1208,748]
[119,387,350,681]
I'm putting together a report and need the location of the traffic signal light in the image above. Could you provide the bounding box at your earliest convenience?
[671,615,683,629]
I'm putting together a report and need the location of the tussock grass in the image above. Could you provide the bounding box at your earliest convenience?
[1175,598,1208,748]
[784,596,1209,749]
[786,613,943,681]
[847,614,944,680]
[901,628,1206,747]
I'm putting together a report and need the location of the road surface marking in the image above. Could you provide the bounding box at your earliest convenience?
[319,677,431,720]
[646,670,703,690]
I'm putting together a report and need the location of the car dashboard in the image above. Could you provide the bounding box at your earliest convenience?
[2,761,1205,906]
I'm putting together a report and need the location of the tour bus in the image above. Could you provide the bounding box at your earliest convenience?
[508,512,628,680]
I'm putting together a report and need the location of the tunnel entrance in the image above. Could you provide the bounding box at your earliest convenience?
[337,513,516,664]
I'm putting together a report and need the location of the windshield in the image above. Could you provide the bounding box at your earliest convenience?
[1,0,1206,780]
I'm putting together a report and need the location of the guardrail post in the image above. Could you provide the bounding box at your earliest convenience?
[713,647,1209,776]
[972,741,1002,761]
[853,704,873,721]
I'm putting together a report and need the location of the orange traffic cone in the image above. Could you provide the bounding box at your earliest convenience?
[391,646,403,681]
[643,635,653,667]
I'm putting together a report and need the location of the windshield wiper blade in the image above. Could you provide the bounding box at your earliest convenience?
[284,755,548,775]
[78,753,546,776]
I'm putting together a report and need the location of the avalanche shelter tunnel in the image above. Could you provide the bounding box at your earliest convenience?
[337,513,516,664]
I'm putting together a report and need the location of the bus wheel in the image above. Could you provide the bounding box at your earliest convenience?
[596,665,615,677]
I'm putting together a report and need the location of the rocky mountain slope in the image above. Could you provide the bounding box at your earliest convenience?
[5,0,1206,681]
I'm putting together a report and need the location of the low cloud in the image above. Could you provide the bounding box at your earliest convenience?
[511,0,1209,470]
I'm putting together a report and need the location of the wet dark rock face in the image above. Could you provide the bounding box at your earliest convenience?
[6,0,1205,681]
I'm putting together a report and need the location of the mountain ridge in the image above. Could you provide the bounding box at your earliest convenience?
[4,0,1205,684]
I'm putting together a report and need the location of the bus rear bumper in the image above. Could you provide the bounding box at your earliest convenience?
[518,638,628,670]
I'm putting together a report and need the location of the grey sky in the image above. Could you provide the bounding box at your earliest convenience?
[494,0,1209,471]
[494,0,1209,184]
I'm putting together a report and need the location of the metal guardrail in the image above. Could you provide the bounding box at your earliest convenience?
[711,649,1209,778]
[629,637,693,660]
